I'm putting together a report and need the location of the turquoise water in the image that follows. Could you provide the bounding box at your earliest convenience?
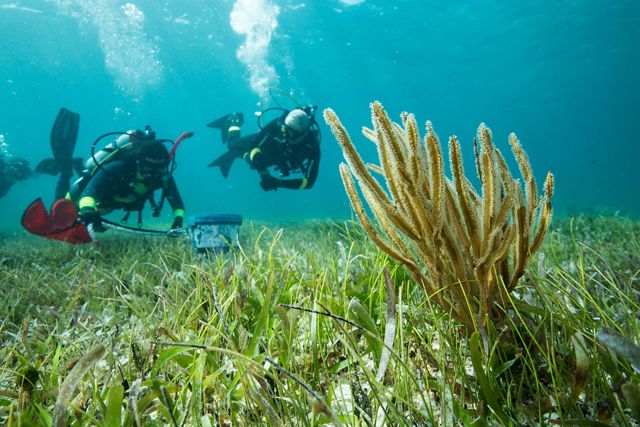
[1,0,639,229]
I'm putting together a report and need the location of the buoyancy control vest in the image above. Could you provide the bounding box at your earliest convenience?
[69,127,176,223]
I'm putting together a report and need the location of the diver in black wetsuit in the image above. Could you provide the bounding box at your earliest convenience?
[0,154,31,198]
[69,140,185,232]
[208,107,321,191]
[36,108,185,233]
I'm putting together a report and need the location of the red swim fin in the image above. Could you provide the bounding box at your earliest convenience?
[22,198,52,234]
[51,199,78,230]
[51,223,93,244]
[21,198,92,244]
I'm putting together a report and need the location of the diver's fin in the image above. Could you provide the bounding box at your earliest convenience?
[51,107,80,162]
[206,114,230,129]
[72,157,84,175]
[35,158,60,176]
[21,198,92,244]
[206,112,244,129]
[208,150,239,178]
[35,157,84,176]
[50,198,78,230]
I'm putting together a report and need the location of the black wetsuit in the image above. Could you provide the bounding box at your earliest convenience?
[234,117,321,190]
[0,160,12,198]
[69,158,184,222]
[0,157,31,198]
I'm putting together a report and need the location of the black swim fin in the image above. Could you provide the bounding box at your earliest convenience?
[35,157,84,176]
[208,150,240,178]
[35,158,60,175]
[206,112,244,129]
[51,107,80,162]
[72,157,84,175]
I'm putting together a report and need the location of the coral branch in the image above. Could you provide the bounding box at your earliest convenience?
[324,102,554,329]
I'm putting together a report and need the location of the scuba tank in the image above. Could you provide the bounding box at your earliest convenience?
[83,133,130,172]
[68,126,163,219]
[84,126,157,175]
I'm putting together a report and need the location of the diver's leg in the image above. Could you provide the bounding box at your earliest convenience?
[234,133,259,153]
[54,166,73,200]
[225,113,243,148]
[207,112,244,146]
[50,108,80,199]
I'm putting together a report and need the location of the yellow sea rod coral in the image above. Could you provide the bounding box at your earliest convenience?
[324,102,554,329]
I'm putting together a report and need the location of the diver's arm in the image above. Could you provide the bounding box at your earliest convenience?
[257,165,310,191]
[164,177,185,227]
[257,169,279,191]
[301,142,320,189]
[77,161,124,220]
[266,165,317,190]
[272,138,321,190]
[274,175,316,189]
[77,176,102,229]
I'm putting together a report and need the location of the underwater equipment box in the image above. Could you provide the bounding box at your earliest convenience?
[189,214,243,253]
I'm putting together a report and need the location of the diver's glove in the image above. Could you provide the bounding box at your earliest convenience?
[171,216,183,229]
[260,175,279,192]
[80,208,106,233]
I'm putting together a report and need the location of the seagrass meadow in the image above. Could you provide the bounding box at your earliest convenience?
[0,215,639,426]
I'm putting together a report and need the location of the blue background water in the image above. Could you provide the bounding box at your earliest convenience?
[1,0,639,229]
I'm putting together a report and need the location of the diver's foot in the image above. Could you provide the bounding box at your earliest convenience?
[226,113,243,144]
[227,112,242,126]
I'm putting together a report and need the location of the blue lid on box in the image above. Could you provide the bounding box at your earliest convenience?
[189,214,243,226]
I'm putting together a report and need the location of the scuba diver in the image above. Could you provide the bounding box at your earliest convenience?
[208,105,321,191]
[23,108,192,243]
[0,153,31,198]
[69,129,186,234]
